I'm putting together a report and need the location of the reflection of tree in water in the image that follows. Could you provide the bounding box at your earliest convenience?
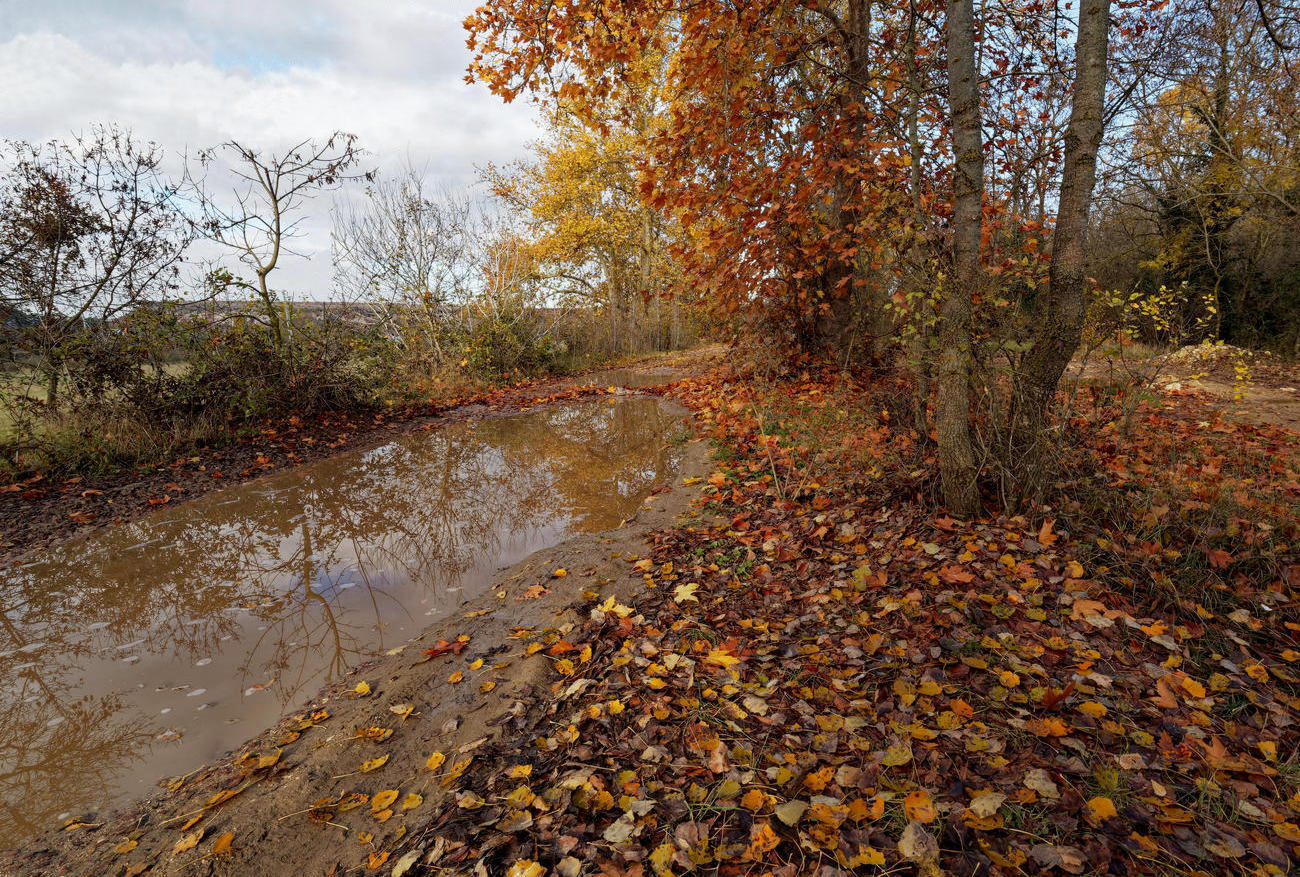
[0,397,681,845]
[0,612,153,843]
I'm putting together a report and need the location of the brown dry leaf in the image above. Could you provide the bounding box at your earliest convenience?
[898,820,940,875]
[210,832,234,855]
[368,851,390,870]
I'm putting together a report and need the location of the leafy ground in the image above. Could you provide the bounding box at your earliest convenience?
[8,356,1300,876]
[386,366,1300,876]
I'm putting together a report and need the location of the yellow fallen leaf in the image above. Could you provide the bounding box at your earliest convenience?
[1181,677,1207,699]
[704,648,740,670]
[401,792,423,811]
[426,751,446,771]
[673,582,700,603]
[353,727,393,743]
[469,657,484,670]
[848,845,886,866]
[211,832,234,855]
[447,671,464,684]
[882,743,913,766]
[171,830,203,855]
[371,789,400,811]
[353,681,371,697]
[552,568,567,578]
[114,839,138,855]
[509,764,533,779]
[389,704,415,721]
[368,851,390,870]
[480,680,497,693]
[998,670,1021,688]
[360,754,389,773]
[507,860,545,877]
[1086,796,1117,825]
[1077,701,1108,719]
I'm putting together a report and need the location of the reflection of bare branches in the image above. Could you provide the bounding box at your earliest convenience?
[0,397,683,846]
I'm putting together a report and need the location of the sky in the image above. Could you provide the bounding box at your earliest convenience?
[0,0,540,296]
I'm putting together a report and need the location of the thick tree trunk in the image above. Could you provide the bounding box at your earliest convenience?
[938,0,982,516]
[1008,0,1111,489]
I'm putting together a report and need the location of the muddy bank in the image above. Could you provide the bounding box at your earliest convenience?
[0,353,710,565]
[0,433,712,876]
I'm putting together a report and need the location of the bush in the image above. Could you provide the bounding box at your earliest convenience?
[0,308,388,477]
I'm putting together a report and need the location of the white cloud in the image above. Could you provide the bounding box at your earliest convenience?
[0,2,540,296]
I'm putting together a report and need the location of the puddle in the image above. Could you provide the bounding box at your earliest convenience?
[574,368,678,388]
[0,397,686,847]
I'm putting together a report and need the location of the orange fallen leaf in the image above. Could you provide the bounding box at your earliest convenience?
[903,789,936,823]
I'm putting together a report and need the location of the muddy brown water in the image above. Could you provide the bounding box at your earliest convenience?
[0,396,686,848]
[574,367,679,388]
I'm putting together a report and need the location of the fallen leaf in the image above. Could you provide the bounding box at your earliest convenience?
[904,789,936,823]
[1085,796,1117,826]
[371,789,399,811]
[172,830,203,856]
[360,754,389,773]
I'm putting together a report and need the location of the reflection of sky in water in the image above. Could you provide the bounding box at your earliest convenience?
[0,397,684,847]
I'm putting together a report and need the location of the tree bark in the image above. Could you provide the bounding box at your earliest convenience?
[939,0,982,516]
[1009,0,1111,488]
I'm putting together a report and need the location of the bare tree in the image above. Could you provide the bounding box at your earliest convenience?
[0,126,190,410]
[331,168,479,365]
[191,133,372,347]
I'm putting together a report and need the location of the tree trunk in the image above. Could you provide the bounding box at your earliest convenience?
[938,0,982,516]
[1008,0,1111,492]
[44,357,61,413]
[906,0,933,438]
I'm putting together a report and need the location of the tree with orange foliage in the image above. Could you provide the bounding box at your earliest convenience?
[466,0,1125,515]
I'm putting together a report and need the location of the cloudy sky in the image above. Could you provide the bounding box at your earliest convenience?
[0,0,540,295]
